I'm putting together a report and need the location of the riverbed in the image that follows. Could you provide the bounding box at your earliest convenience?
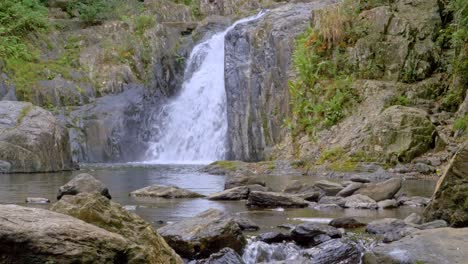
[0,164,436,233]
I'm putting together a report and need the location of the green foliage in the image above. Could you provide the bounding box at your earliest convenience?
[316,147,357,172]
[67,0,116,24]
[384,95,412,108]
[453,115,468,134]
[289,28,358,136]
[0,0,49,60]
[134,15,156,36]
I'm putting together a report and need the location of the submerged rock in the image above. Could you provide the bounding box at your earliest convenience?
[158,209,246,259]
[51,192,182,263]
[130,184,205,199]
[356,178,402,202]
[329,217,366,229]
[246,191,309,208]
[0,101,75,173]
[0,204,129,263]
[424,141,468,227]
[363,228,468,264]
[57,173,111,200]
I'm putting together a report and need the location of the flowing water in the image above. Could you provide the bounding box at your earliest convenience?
[146,12,265,164]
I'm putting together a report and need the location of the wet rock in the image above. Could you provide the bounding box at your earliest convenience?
[377,199,398,209]
[314,180,344,196]
[158,209,246,259]
[283,180,323,202]
[363,228,468,264]
[424,141,468,227]
[414,162,436,174]
[51,193,182,263]
[194,248,245,264]
[356,178,402,202]
[290,223,341,246]
[344,194,378,209]
[300,238,361,264]
[208,185,268,200]
[57,173,111,200]
[233,216,259,231]
[318,196,346,207]
[225,175,266,189]
[313,204,343,210]
[0,204,130,263]
[257,232,291,244]
[130,184,205,199]
[243,241,301,263]
[366,218,417,243]
[0,101,75,173]
[404,213,422,225]
[247,191,309,208]
[399,196,431,207]
[417,220,447,230]
[329,217,366,229]
[25,197,50,204]
[350,176,371,183]
[336,182,363,197]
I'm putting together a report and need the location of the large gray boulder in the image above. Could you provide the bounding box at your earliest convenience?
[158,209,246,259]
[57,173,111,200]
[424,141,468,227]
[290,223,342,247]
[208,185,269,200]
[300,239,361,264]
[344,194,378,209]
[363,228,468,264]
[0,101,74,173]
[130,184,205,199]
[356,178,402,202]
[51,193,183,263]
[247,191,309,208]
[0,205,129,263]
[283,180,324,202]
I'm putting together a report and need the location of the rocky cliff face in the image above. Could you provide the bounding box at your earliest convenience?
[224,0,338,161]
[0,101,75,173]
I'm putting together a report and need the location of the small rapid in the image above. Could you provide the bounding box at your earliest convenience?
[146,12,265,164]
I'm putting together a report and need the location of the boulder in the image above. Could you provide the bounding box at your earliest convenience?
[377,199,398,209]
[57,173,111,200]
[195,248,245,264]
[283,180,323,202]
[329,217,366,229]
[257,232,291,244]
[366,106,437,162]
[404,213,422,225]
[158,209,246,259]
[344,194,378,209]
[363,228,468,264]
[25,197,50,204]
[424,141,468,227]
[350,176,371,183]
[50,193,182,263]
[336,182,363,197]
[208,185,269,200]
[130,184,205,199]
[224,175,266,189]
[398,195,431,207]
[0,205,129,263]
[356,178,402,202]
[233,216,259,231]
[290,223,341,246]
[0,101,74,173]
[314,180,344,196]
[418,220,448,230]
[300,239,361,264]
[246,191,309,208]
[318,196,346,207]
[366,218,417,243]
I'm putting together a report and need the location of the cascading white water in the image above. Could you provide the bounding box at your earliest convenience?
[146,12,265,164]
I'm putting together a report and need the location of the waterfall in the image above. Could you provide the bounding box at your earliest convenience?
[146,12,265,164]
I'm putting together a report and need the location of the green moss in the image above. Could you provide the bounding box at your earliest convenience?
[384,95,412,108]
[211,161,239,171]
[453,115,468,134]
[17,104,33,125]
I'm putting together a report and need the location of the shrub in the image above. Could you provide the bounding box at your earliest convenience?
[454,115,468,135]
[67,0,116,24]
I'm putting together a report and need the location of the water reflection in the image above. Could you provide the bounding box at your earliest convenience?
[0,164,436,231]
